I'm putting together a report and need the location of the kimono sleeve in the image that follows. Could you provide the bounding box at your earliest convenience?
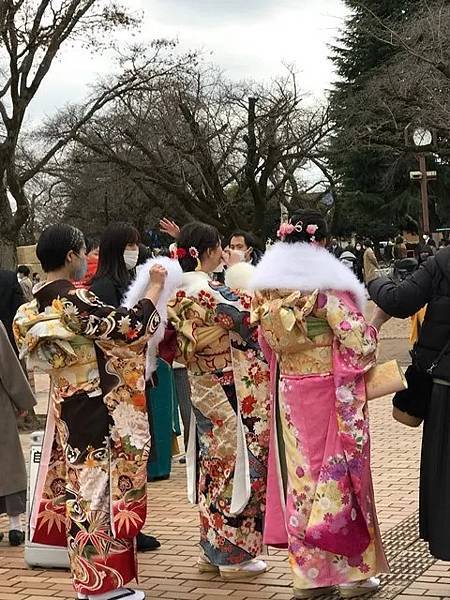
[316,291,378,363]
[213,284,255,344]
[60,288,161,343]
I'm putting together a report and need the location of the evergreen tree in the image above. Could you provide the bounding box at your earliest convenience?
[329,0,437,239]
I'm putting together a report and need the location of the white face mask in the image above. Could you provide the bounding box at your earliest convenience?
[124,249,139,270]
[234,250,246,262]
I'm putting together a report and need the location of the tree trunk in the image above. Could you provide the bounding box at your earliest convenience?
[0,234,17,268]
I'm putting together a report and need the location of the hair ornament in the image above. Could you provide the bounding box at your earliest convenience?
[306,224,318,236]
[189,247,199,259]
[170,247,187,260]
[277,220,303,241]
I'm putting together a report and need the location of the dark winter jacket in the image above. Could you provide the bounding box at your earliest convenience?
[369,246,450,378]
[0,269,25,348]
[90,275,128,309]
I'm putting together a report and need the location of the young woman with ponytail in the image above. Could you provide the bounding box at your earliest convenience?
[166,222,270,580]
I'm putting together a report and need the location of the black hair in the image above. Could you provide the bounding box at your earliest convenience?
[283,209,328,244]
[92,222,140,287]
[17,265,30,276]
[177,222,221,272]
[395,236,404,245]
[137,243,153,266]
[85,236,100,255]
[229,230,258,250]
[36,224,85,273]
[363,239,373,249]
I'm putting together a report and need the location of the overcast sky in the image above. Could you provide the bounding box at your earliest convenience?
[30,0,348,121]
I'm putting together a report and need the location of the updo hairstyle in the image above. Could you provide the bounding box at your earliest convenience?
[283,209,328,244]
[176,222,221,272]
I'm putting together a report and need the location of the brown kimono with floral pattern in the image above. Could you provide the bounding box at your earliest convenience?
[14,280,160,596]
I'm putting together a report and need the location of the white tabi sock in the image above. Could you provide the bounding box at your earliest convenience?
[9,514,23,531]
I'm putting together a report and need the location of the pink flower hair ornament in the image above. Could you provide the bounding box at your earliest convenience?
[189,247,199,259]
[277,220,303,241]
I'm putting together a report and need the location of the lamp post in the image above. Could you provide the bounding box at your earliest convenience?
[410,127,436,235]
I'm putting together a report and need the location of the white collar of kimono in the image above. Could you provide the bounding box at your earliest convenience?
[182,271,210,283]
[249,241,367,312]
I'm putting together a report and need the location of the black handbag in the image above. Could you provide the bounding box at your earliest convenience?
[393,339,450,427]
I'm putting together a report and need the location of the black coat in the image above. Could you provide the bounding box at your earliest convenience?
[90,276,128,309]
[0,269,25,346]
[369,246,450,377]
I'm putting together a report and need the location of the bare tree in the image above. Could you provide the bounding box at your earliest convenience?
[52,65,332,240]
[0,0,144,267]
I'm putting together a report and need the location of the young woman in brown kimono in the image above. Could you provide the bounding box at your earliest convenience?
[14,225,167,600]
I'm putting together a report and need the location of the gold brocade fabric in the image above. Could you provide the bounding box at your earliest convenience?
[252,290,333,375]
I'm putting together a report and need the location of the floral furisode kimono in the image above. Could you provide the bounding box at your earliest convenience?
[166,270,270,566]
[250,242,388,590]
[13,280,161,596]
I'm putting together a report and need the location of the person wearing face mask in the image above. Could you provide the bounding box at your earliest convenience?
[14,224,167,600]
[90,223,162,554]
[228,230,263,266]
[91,223,140,307]
[166,222,270,580]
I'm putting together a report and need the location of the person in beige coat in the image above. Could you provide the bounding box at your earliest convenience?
[363,240,380,284]
[0,321,36,546]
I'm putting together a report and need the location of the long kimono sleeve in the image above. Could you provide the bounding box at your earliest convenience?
[316,291,377,370]
[60,288,161,343]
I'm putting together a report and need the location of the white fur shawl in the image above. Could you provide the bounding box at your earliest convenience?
[249,242,367,312]
[123,256,183,379]
[224,262,255,291]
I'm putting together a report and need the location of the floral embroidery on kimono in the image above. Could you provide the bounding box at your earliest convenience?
[251,242,389,589]
[14,280,160,595]
[167,272,270,566]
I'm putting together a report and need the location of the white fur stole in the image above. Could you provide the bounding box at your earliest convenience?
[123,256,183,379]
[249,242,367,312]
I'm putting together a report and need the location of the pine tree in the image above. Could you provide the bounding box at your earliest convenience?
[329,0,427,239]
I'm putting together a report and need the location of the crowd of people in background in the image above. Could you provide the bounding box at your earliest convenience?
[1,214,450,600]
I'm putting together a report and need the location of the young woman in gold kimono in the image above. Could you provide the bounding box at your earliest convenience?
[166,222,270,580]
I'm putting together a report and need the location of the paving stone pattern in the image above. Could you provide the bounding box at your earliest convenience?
[2,321,450,599]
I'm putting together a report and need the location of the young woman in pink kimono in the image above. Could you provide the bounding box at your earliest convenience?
[165,222,270,580]
[250,210,388,599]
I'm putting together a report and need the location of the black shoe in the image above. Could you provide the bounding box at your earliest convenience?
[136,532,161,552]
[179,456,186,464]
[9,530,25,546]
[147,474,170,482]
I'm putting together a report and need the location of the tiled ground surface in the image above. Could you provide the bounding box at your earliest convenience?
[2,318,448,599]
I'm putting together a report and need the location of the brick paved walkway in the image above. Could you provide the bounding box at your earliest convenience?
[2,322,449,599]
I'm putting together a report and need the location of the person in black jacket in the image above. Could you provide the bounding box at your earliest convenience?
[90,222,140,306]
[368,246,450,562]
[91,222,161,554]
[0,269,25,349]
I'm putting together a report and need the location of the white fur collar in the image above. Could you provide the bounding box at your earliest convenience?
[123,256,183,379]
[250,242,367,311]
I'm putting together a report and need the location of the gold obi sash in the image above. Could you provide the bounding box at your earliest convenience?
[50,337,101,397]
[253,290,333,376]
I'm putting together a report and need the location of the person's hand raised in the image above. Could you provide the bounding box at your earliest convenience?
[159,218,180,240]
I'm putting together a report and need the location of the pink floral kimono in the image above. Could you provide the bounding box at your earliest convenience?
[250,242,388,590]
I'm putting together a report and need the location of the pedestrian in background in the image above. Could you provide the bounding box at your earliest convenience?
[0,268,25,349]
[0,321,36,546]
[17,265,34,302]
